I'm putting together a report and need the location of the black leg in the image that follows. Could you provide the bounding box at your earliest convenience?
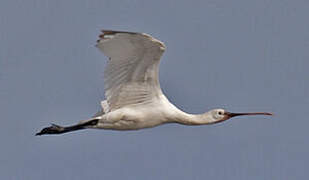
[35,119,99,136]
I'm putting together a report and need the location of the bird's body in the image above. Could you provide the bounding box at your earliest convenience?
[96,96,174,130]
[36,30,272,136]
[91,96,218,131]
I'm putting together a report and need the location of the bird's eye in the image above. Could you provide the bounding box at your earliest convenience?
[218,111,223,115]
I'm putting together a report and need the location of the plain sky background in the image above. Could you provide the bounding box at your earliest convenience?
[0,0,308,179]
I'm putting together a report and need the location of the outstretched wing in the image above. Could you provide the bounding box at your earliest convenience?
[96,30,166,111]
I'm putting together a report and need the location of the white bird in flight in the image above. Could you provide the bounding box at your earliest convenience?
[36,30,272,136]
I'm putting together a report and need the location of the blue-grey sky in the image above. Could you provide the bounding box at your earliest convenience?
[1,0,308,179]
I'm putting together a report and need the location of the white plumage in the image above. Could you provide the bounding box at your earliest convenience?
[36,30,272,135]
[96,31,165,112]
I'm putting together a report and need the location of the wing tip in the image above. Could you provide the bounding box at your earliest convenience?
[99,29,138,38]
[96,29,166,51]
[101,29,138,34]
[96,29,139,45]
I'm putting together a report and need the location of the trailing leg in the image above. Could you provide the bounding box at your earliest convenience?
[35,118,99,136]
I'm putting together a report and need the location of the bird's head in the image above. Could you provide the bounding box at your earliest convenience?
[209,108,273,124]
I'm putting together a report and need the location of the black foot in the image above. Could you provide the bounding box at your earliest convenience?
[35,124,65,136]
[36,119,99,136]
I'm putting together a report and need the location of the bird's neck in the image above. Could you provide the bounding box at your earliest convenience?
[170,111,216,125]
